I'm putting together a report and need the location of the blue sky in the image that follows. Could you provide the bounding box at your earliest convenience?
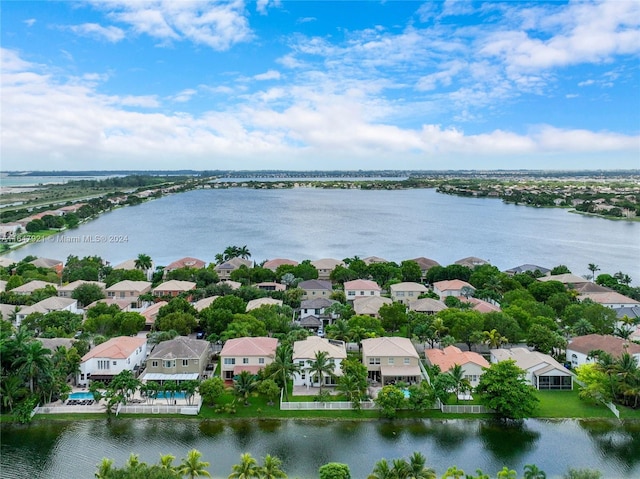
[1,0,639,171]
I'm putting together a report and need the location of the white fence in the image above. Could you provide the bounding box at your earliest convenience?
[280,400,377,410]
[33,405,105,414]
[117,400,202,416]
[440,404,492,414]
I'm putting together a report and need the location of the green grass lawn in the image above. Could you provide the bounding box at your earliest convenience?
[533,389,616,418]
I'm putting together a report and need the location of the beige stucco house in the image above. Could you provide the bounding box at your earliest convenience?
[361,337,422,385]
[143,337,211,383]
[389,282,428,305]
[344,279,381,301]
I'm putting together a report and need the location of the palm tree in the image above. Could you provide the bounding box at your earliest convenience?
[367,458,394,479]
[158,453,176,470]
[523,464,547,479]
[229,453,260,479]
[0,374,27,412]
[483,329,507,349]
[234,370,258,406]
[587,263,600,281]
[178,449,211,479]
[308,350,335,394]
[237,245,251,260]
[270,344,301,401]
[95,457,114,479]
[135,253,153,279]
[260,454,287,479]
[326,319,350,342]
[391,458,410,479]
[406,452,436,479]
[12,340,52,394]
[448,364,471,404]
[441,466,465,479]
[337,373,364,409]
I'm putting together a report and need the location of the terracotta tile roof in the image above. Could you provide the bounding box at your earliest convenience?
[425,346,489,372]
[362,337,419,358]
[262,258,299,270]
[433,279,474,292]
[578,291,639,305]
[105,280,151,293]
[408,298,447,313]
[344,279,381,291]
[568,334,640,357]
[11,280,57,294]
[220,337,278,357]
[82,336,147,361]
[193,296,219,311]
[311,258,344,270]
[538,273,588,285]
[57,280,106,292]
[293,336,347,360]
[165,257,206,271]
[246,297,283,311]
[390,282,428,293]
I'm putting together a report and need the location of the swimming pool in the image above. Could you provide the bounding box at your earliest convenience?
[69,392,94,400]
[155,392,186,399]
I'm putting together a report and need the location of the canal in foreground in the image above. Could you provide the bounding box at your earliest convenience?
[2,418,639,478]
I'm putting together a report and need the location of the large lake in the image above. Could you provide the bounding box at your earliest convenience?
[2,418,640,479]
[5,188,639,282]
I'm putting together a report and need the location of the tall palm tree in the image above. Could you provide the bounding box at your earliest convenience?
[309,350,335,394]
[158,453,176,470]
[406,452,436,479]
[178,449,211,479]
[483,329,507,349]
[0,374,27,412]
[391,458,410,479]
[587,263,600,281]
[135,253,153,279]
[229,453,260,479]
[234,370,258,406]
[448,364,471,404]
[270,344,301,401]
[260,454,287,479]
[237,245,251,260]
[12,340,52,394]
[326,319,350,342]
[523,464,547,479]
[95,457,114,479]
[367,458,394,479]
[441,466,465,479]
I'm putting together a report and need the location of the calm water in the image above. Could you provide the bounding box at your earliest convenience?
[1,419,639,479]
[5,188,639,282]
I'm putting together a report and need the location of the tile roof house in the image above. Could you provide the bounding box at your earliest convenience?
[490,347,573,390]
[164,257,206,273]
[410,257,441,279]
[363,256,388,265]
[390,282,428,305]
[246,297,283,311]
[504,264,550,276]
[140,301,168,329]
[214,258,252,280]
[256,282,286,292]
[408,297,447,315]
[361,337,422,386]
[262,258,299,271]
[300,298,339,329]
[193,296,219,312]
[292,336,347,387]
[143,337,211,383]
[432,280,475,300]
[454,257,489,268]
[78,336,147,386]
[219,337,278,381]
[425,345,489,388]
[152,280,197,298]
[353,296,392,318]
[566,334,640,369]
[29,257,64,274]
[578,291,640,309]
[538,273,589,286]
[105,280,152,308]
[311,258,344,280]
[57,280,106,298]
[15,296,80,328]
[299,279,334,300]
[344,279,381,301]
[11,280,58,295]
[459,297,501,313]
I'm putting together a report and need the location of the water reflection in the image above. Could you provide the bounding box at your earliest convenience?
[579,420,640,471]
[199,420,225,437]
[479,421,539,463]
[428,420,473,451]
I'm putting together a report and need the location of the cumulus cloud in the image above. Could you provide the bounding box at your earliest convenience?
[24,18,36,27]
[253,70,281,81]
[68,23,125,42]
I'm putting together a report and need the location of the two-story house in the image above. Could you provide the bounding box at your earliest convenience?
[432,280,475,300]
[389,282,428,305]
[214,258,252,280]
[57,280,106,299]
[152,280,197,299]
[219,337,278,381]
[299,279,334,300]
[491,347,573,390]
[425,345,489,388]
[311,258,344,280]
[566,334,640,369]
[292,336,347,388]
[78,336,147,386]
[105,280,151,308]
[143,337,210,383]
[344,279,381,302]
[361,337,422,385]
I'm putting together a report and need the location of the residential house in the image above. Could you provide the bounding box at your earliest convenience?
[15,296,80,328]
[246,297,283,311]
[353,296,392,318]
[538,273,590,287]
[432,280,475,300]
[143,337,211,383]
[255,282,286,292]
[0,257,16,268]
[57,280,106,298]
[390,282,428,305]
[78,336,147,386]
[566,334,640,369]
[425,345,489,388]
[29,257,64,274]
[408,298,447,315]
[311,258,344,280]
[490,347,573,390]
[164,257,206,273]
[299,298,338,329]
[105,280,152,308]
[193,296,219,312]
[460,297,501,313]
[0,223,21,240]
[363,256,388,265]
[578,291,640,310]
[113,258,154,280]
[214,258,252,280]
[292,336,347,387]
[410,257,440,280]
[11,280,57,295]
[504,264,551,276]
[140,301,168,329]
[219,336,278,381]
[454,257,489,268]
[262,258,298,271]
[299,279,333,300]
[152,280,197,299]
[361,337,422,385]
[0,280,7,293]
[344,279,381,302]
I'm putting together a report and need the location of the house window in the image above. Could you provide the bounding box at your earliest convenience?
[224,358,235,365]
[370,291,374,295]
[243,358,249,364]
[397,292,405,297]
[152,361,158,368]
[360,291,364,295]
[388,358,394,365]
[112,361,117,366]
[301,373,306,380]
[404,358,410,365]
[259,358,265,364]
[164,360,175,368]
[348,291,355,296]
[298,361,305,367]
[369,357,380,365]
[315,309,321,315]
[182,359,189,367]
[127,358,130,364]
[97,360,109,370]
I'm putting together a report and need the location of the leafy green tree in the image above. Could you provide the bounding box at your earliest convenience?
[400,260,423,283]
[375,384,406,418]
[476,360,539,420]
[526,324,566,357]
[523,464,547,479]
[71,283,105,307]
[155,312,198,336]
[379,302,408,333]
[319,463,351,479]
[258,378,280,406]
[0,374,28,412]
[406,380,435,412]
[563,468,602,479]
[221,314,267,340]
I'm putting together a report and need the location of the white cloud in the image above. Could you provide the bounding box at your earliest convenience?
[91,0,253,50]
[68,23,125,42]
[170,89,197,103]
[24,18,36,27]
[254,70,281,81]
[296,17,316,24]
